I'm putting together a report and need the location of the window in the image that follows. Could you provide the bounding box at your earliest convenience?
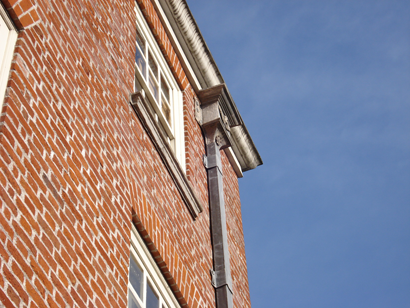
[134,5,185,170]
[0,4,17,108]
[128,226,180,308]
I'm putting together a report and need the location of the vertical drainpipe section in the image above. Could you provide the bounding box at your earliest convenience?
[197,95,234,308]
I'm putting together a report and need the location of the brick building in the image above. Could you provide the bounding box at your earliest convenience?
[0,0,262,307]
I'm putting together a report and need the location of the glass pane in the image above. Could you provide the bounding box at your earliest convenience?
[161,95,171,125]
[136,28,145,55]
[160,77,170,102]
[135,78,143,92]
[148,52,158,79]
[128,290,143,308]
[135,47,147,80]
[149,74,159,102]
[146,281,159,308]
[129,255,144,300]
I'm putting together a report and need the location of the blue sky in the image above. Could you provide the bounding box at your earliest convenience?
[187,1,410,307]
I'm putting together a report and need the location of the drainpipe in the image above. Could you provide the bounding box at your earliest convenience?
[198,86,235,308]
[205,139,233,308]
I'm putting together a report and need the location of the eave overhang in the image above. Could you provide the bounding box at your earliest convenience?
[156,0,263,173]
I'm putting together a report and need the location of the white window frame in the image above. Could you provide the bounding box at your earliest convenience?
[128,225,180,308]
[0,4,17,109]
[134,4,185,171]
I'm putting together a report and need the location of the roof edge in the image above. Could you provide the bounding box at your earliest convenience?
[158,0,223,88]
[157,0,263,172]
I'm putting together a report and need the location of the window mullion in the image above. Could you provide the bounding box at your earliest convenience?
[145,46,148,81]
[128,284,144,308]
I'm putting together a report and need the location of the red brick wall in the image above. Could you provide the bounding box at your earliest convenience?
[0,0,252,307]
[0,0,137,306]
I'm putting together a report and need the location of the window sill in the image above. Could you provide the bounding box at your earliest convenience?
[130,91,203,219]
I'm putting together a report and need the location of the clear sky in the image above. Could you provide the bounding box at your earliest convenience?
[187,1,410,307]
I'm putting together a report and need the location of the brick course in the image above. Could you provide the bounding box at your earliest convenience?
[0,0,252,307]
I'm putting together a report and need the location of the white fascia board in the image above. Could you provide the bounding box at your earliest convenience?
[224,147,243,178]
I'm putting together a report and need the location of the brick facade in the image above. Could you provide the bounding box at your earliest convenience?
[0,0,253,307]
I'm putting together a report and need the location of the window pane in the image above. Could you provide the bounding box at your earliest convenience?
[146,281,159,308]
[161,96,171,125]
[136,28,146,55]
[128,290,143,308]
[160,77,170,102]
[148,52,158,79]
[129,255,144,300]
[149,73,159,102]
[135,77,143,92]
[136,47,147,80]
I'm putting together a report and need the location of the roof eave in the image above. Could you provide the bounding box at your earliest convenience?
[157,0,263,172]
